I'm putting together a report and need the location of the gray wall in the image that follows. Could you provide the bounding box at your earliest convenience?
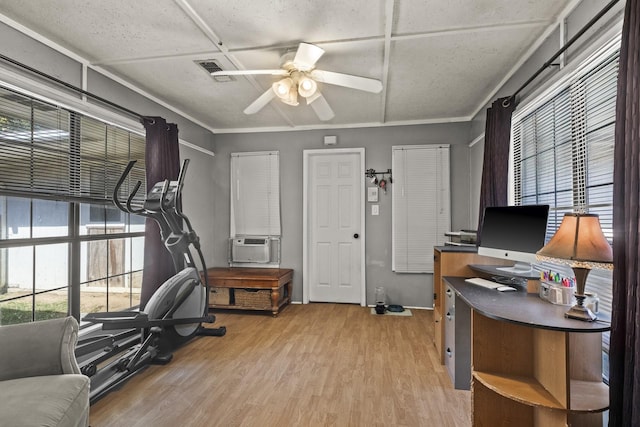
[212,123,472,308]
[469,139,484,227]
[179,145,216,269]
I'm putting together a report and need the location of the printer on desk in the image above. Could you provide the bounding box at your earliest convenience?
[444,230,477,247]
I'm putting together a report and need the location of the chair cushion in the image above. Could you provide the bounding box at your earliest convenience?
[0,374,89,427]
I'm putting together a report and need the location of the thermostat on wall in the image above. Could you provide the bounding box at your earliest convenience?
[324,135,337,145]
[367,187,379,202]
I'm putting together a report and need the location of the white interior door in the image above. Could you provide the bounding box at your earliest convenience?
[303,149,364,305]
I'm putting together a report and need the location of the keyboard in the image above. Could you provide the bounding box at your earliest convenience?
[465,277,516,291]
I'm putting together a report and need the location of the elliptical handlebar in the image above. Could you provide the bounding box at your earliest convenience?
[126,181,144,214]
[176,159,189,200]
[174,160,197,234]
[158,179,171,215]
[113,160,140,215]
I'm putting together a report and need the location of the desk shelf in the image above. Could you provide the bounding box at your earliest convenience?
[474,371,565,409]
[474,372,608,413]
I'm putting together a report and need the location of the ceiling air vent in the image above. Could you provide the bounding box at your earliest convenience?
[196,60,235,82]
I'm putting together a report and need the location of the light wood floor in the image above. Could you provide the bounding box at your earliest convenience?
[90,304,471,427]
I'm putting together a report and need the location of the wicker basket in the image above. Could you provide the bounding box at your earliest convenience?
[210,287,230,305]
[234,288,271,309]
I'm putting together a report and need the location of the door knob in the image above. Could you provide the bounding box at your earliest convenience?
[353,233,359,239]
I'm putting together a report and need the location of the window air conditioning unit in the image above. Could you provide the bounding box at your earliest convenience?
[231,237,270,263]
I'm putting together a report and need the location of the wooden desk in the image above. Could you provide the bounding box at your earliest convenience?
[446,276,609,427]
[433,247,512,365]
[204,267,293,316]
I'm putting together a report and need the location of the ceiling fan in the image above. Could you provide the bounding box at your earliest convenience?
[211,42,383,121]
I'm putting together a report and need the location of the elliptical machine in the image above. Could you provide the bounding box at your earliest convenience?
[77,159,225,403]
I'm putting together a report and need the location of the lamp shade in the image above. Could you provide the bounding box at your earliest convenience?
[537,213,612,265]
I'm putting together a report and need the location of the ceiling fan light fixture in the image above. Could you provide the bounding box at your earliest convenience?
[235,42,382,118]
[298,76,318,98]
[272,77,300,106]
[281,89,299,106]
[272,77,294,98]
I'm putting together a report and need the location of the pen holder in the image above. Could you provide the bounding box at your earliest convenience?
[539,281,576,306]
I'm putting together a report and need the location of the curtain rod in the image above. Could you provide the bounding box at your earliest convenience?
[506,0,621,107]
[0,52,147,121]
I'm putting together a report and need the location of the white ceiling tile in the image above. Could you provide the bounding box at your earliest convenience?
[188,0,387,50]
[0,0,219,61]
[385,26,545,121]
[395,0,569,34]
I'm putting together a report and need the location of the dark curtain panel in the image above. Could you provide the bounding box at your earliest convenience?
[610,0,640,424]
[476,97,516,243]
[140,117,181,310]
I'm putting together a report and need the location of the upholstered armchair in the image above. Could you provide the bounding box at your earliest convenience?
[0,316,90,427]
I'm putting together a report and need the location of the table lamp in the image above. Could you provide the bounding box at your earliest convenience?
[536,213,613,321]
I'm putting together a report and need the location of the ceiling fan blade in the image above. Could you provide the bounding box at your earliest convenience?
[211,69,288,76]
[310,69,383,93]
[244,88,276,114]
[293,43,325,71]
[307,92,335,121]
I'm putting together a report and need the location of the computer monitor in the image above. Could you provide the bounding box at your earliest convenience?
[477,204,550,275]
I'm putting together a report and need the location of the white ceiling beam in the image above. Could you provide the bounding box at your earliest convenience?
[93,50,230,66]
[93,20,552,66]
[392,20,548,41]
[380,0,395,124]
[212,114,472,134]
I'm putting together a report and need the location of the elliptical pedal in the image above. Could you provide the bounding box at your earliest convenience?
[153,353,174,365]
[198,325,227,337]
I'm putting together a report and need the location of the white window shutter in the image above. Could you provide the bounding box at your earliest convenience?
[392,145,450,273]
[230,151,281,236]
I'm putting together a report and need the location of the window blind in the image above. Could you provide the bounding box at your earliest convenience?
[0,86,146,204]
[511,45,618,349]
[230,151,281,236]
[392,145,450,273]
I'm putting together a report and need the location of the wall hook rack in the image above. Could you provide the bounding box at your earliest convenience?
[365,168,392,186]
[365,168,392,177]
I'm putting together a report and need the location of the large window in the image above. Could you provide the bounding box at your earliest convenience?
[510,40,619,371]
[0,86,146,325]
